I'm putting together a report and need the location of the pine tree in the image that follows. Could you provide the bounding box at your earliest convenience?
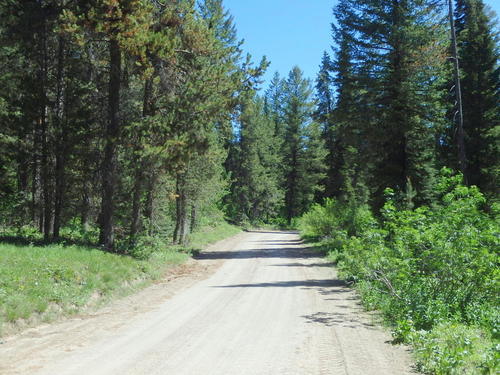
[61,0,154,248]
[282,67,326,222]
[263,72,287,196]
[315,52,334,125]
[314,51,336,198]
[379,0,446,206]
[455,0,500,195]
[328,0,374,204]
[0,3,24,224]
[170,0,266,243]
[0,0,269,246]
[329,0,448,208]
[1,0,58,238]
[265,72,286,141]
[296,121,328,209]
[228,94,283,223]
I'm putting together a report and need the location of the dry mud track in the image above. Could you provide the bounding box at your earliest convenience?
[1,230,415,375]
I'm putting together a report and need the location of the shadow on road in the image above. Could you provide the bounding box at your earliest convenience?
[244,230,299,235]
[213,279,347,289]
[302,311,376,330]
[252,238,303,243]
[193,246,320,260]
[269,262,336,268]
[255,242,304,246]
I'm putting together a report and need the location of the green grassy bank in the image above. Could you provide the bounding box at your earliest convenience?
[0,222,240,336]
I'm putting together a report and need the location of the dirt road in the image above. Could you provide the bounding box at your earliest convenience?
[1,231,415,374]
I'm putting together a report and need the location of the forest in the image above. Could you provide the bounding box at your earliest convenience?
[0,0,498,373]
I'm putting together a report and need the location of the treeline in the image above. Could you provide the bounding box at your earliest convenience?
[0,0,267,249]
[315,0,499,209]
[297,0,499,373]
[225,68,326,225]
[226,0,498,226]
[0,0,498,249]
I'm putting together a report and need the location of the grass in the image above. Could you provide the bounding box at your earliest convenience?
[0,222,240,336]
[188,221,241,250]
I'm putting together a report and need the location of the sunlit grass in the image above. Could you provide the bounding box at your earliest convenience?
[0,223,240,335]
[189,222,241,249]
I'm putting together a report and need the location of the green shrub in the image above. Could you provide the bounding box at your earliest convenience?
[299,198,375,252]
[0,224,42,241]
[301,170,499,373]
[58,217,99,244]
[126,235,168,260]
[412,323,498,374]
[339,172,499,332]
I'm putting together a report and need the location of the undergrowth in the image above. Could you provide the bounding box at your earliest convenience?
[299,170,499,374]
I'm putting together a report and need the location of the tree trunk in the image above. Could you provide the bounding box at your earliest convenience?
[179,203,190,245]
[448,0,467,182]
[173,176,181,244]
[41,114,51,240]
[130,164,143,238]
[81,179,91,233]
[81,54,94,235]
[53,36,66,239]
[143,170,157,235]
[286,147,298,224]
[32,118,44,232]
[14,116,30,224]
[40,20,51,241]
[189,204,197,233]
[99,38,121,250]
[16,146,29,223]
[173,174,189,244]
[53,149,66,239]
[130,78,153,238]
[32,120,40,228]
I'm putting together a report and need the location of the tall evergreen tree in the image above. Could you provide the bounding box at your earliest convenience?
[228,94,283,223]
[297,121,328,208]
[315,52,334,125]
[314,51,337,198]
[282,67,326,222]
[329,0,448,208]
[455,0,500,195]
[0,3,24,224]
[0,0,268,247]
[328,0,378,205]
[264,72,286,141]
[62,0,154,248]
[170,0,266,243]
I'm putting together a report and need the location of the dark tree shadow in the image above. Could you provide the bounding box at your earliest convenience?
[194,246,323,260]
[253,239,303,243]
[0,235,98,249]
[244,230,299,235]
[269,262,336,268]
[302,311,376,330]
[254,242,304,246]
[213,278,347,289]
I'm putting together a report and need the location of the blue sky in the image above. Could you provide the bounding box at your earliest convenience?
[224,0,500,90]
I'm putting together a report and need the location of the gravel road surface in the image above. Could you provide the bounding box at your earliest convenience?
[1,230,415,374]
